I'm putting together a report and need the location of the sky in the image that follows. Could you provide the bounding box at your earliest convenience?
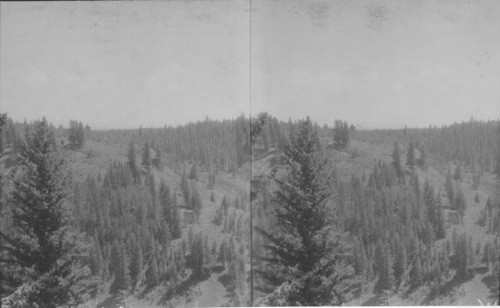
[251,0,500,128]
[1,1,250,129]
[1,1,499,129]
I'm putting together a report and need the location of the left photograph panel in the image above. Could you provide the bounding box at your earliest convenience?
[0,2,251,307]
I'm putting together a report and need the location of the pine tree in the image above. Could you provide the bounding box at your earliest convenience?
[406,141,415,171]
[455,189,467,219]
[257,117,356,305]
[189,163,198,181]
[142,142,151,168]
[127,141,140,183]
[170,194,181,239]
[354,237,368,279]
[84,124,91,139]
[482,241,492,270]
[418,147,426,169]
[0,113,8,155]
[90,238,104,277]
[153,147,162,169]
[0,118,93,306]
[159,180,172,225]
[455,233,471,278]
[439,248,450,279]
[333,120,350,150]
[430,256,442,283]
[77,121,85,147]
[349,124,356,138]
[472,172,481,190]
[435,196,446,239]
[167,254,178,283]
[396,248,408,286]
[190,233,206,279]
[147,256,159,286]
[392,142,404,183]
[445,170,454,206]
[112,243,131,294]
[181,168,190,206]
[68,120,85,149]
[469,238,478,275]
[208,168,217,189]
[190,187,203,218]
[110,240,120,275]
[130,246,143,287]
[377,244,395,293]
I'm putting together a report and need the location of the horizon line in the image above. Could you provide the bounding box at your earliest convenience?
[5,113,499,132]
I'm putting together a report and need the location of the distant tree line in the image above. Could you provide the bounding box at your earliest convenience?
[68,120,88,149]
[90,115,251,174]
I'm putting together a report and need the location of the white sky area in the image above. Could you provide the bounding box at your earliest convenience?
[1,1,499,129]
[252,0,500,128]
[1,1,250,129]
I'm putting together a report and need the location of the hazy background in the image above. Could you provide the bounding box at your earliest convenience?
[1,1,250,129]
[252,0,500,129]
[1,1,499,129]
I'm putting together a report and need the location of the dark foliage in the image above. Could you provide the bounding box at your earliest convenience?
[0,118,94,307]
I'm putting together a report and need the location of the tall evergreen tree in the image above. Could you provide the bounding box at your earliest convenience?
[417,146,426,169]
[90,238,104,277]
[413,256,423,286]
[112,243,131,294]
[171,194,182,239]
[0,118,93,306]
[455,189,467,219]
[257,117,356,305]
[153,147,162,169]
[189,163,198,181]
[455,233,471,278]
[333,120,350,150]
[378,244,395,293]
[127,141,140,183]
[392,142,404,183]
[0,113,8,155]
[84,124,91,139]
[354,237,368,280]
[395,247,408,286]
[190,233,207,279]
[406,141,415,171]
[130,245,143,287]
[445,170,454,206]
[142,142,151,168]
[77,122,85,147]
[159,179,172,224]
[180,168,190,206]
[435,195,446,239]
[147,256,159,286]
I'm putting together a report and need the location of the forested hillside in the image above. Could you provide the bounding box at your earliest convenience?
[89,115,250,173]
[251,116,500,306]
[1,112,499,307]
[0,114,251,307]
[356,119,500,175]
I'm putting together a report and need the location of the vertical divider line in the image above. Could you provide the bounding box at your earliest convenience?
[249,0,253,306]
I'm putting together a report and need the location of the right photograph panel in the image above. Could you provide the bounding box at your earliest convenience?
[250,0,500,306]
